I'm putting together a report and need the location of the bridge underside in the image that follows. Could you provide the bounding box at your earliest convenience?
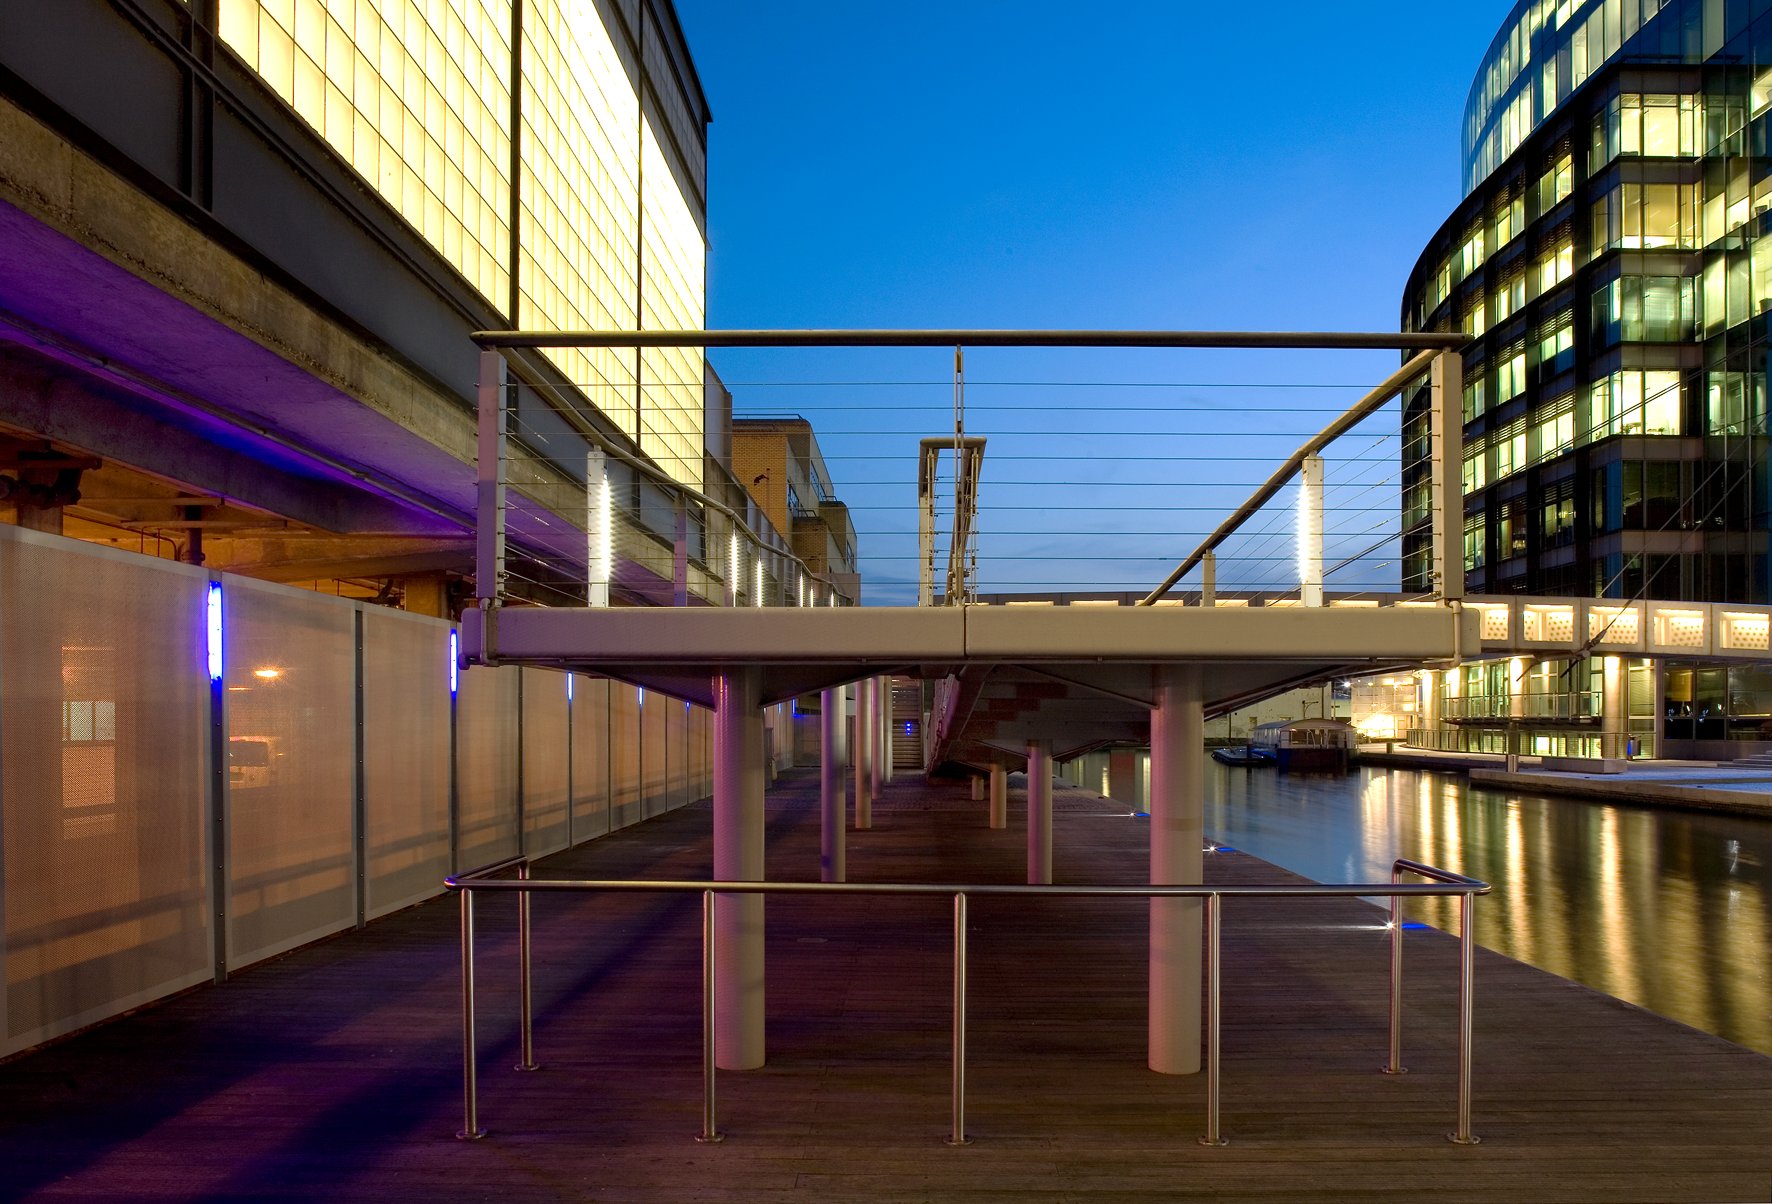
[463,604,1479,766]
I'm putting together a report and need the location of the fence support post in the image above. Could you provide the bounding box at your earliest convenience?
[696,889,724,1143]
[1198,892,1227,1146]
[515,863,538,1071]
[947,892,971,1146]
[1451,892,1481,1145]
[456,889,486,1140]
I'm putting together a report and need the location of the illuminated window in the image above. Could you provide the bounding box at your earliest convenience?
[218,0,514,307]
[1534,238,1573,295]
[1532,395,1575,462]
[1586,370,1683,440]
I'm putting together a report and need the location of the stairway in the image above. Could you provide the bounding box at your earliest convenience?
[1728,750,1772,770]
[890,676,923,773]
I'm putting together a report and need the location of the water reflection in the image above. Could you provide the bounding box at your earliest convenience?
[1205,764,1772,1055]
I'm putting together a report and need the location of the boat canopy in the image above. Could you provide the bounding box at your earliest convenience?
[1250,718,1356,750]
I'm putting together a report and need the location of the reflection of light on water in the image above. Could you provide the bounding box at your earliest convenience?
[1598,808,1637,1000]
[1504,801,1530,961]
[1204,763,1772,1056]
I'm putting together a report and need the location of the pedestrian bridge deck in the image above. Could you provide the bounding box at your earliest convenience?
[2,769,1768,1202]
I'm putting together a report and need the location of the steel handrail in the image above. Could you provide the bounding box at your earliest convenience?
[1389,858,1483,1145]
[444,859,1489,1147]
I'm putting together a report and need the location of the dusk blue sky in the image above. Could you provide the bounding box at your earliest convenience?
[670,3,1521,602]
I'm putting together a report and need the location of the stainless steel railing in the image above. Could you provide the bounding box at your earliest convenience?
[445,859,1490,1147]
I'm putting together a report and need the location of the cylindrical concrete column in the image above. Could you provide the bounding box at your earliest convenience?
[970,775,985,801]
[1149,663,1203,1075]
[1027,740,1053,885]
[820,686,845,882]
[835,684,850,768]
[871,677,887,795]
[988,761,1007,829]
[1602,654,1626,757]
[854,677,873,829]
[714,667,766,1070]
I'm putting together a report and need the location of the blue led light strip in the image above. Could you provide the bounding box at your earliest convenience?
[206,583,223,682]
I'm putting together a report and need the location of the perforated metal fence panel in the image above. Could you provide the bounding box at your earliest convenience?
[610,683,642,829]
[569,675,610,842]
[641,688,667,818]
[689,704,711,801]
[667,697,691,809]
[522,668,570,858]
[0,530,212,1056]
[362,608,450,920]
[224,579,356,971]
[456,664,521,869]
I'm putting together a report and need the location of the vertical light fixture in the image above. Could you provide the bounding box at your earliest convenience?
[206,582,223,682]
[449,629,459,696]
[1298,454,1324,606]
[729,529,741,607]
[588,447,612,607]
[754,556,764,608]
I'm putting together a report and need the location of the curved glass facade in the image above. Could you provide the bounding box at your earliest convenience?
[1464,0,1708,196]
[1405,0,1772,612]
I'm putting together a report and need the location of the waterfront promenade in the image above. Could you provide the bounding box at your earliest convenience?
[1,768,1768,1202]
[1359,745,1772,817]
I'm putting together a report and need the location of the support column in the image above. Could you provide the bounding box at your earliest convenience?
[1602,655,1626,758]
[1651,662,1666,759]
[988,760,1007,829]
[1507,656,1527,771]
[713,667,765,1070]
[970,775,984,802]
[1027,740,1053,885]
[1149,663,1203,1075]
[820,687,845,883]
[872,677,888,793]
[836,684,850,769]
[1107,748,1139,809]
[854,678,873,829]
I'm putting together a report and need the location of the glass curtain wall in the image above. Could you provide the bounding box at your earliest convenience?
[216,0,707,490]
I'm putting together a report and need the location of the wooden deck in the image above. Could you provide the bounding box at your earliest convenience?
[3,767,1769,1202]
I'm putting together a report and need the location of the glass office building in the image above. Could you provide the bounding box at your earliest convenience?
[1400,0,1772,756]
[215,0,707,488]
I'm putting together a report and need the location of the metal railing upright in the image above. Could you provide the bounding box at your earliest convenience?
[445,857,1490,1148]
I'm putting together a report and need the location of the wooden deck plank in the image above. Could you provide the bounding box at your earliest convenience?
[1,767,1768,1202]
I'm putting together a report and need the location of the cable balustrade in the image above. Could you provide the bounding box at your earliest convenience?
[471,330,1468,610]
[445,857,1490,1148]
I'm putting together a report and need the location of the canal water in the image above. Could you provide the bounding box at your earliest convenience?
[1203,764,1772,1056]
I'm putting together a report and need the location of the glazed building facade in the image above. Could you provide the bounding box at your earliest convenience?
[1400,0,1772,757]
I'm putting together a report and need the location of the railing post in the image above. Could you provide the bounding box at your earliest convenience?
[947,891,971,1146]
[696,889,724,1143]
[1384,866,1406,1075]
[1450,891,1481,1145]
[1197,891,1227,1146]
[456,888,486,1140]
[515,863,539,1072]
